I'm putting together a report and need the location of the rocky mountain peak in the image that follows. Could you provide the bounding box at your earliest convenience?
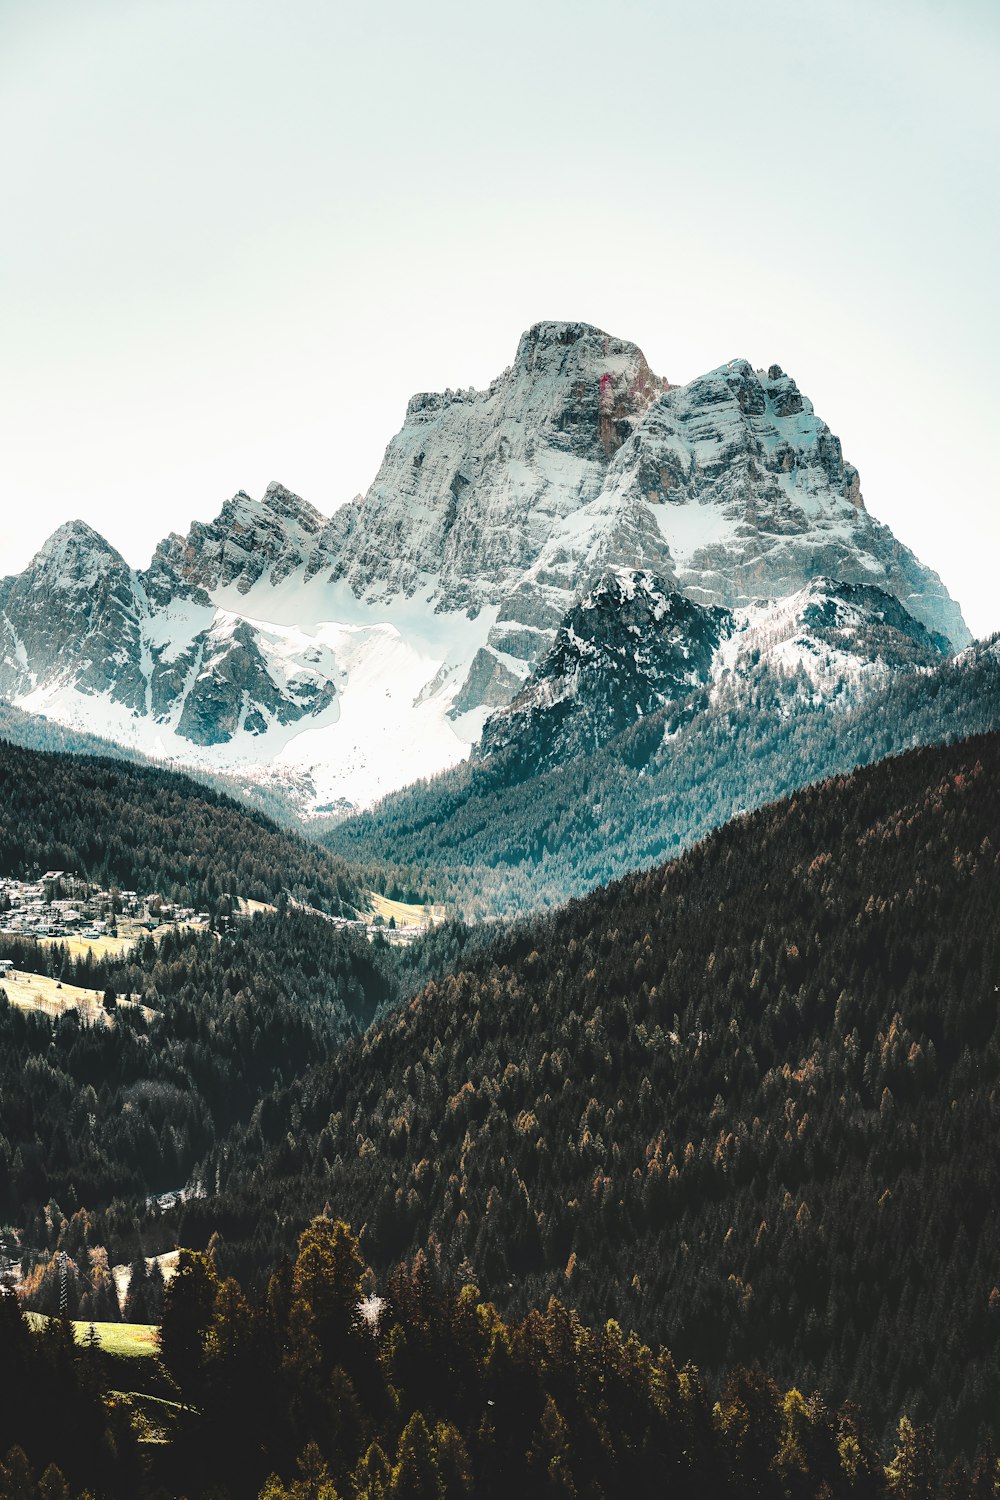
[261,480,327,530]
[311,321,670,613]
[513,318,656,376]
[29,518,126,577]
[510,319,667,457]
[150,484,328,597]
[479,568,730,777]
[0,319,974,815]
[0,520,144,706]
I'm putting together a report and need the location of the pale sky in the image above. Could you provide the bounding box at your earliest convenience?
[1,0,997,637]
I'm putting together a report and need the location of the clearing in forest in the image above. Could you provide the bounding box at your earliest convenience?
[26,1312,159,1358]
[367,891,446,929]
[0,969,153,1025]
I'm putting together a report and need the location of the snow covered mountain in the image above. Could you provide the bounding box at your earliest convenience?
[0,321,971,813]
[478,570,951,780]
[0,515,339,755]
[479,572,729,776]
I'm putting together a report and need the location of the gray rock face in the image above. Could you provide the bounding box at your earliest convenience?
[305,321,668,612]
[447,648,524,719]
[0,320,972,804]
[0,519,338,747]
[153,482,327,596]
[0,522,149,710]
[295,323,968,723]
[173,619,337,746]
[597,360,970,648]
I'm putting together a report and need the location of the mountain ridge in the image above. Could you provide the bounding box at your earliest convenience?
[322,628,1000,919]
[0,320,973,815]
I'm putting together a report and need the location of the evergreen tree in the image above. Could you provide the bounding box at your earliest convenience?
[158,1250,218,1403]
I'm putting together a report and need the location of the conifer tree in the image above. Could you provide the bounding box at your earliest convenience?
[158,1249,218,1403]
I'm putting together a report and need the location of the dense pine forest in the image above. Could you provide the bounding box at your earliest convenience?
[2,730,998,1492]
[0,911,405,1241]
[171,733,1000,1458]
[322,641,1000,918]
[0,738,364,912]
[8,1221,994,1500]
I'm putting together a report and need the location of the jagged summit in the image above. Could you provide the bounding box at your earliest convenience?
[261,480,328,525]
[0,493,340,754]
[151,483,328,597]
[317,321,670,613]
[29,518,125,570]
[511,318,662,384]
[0,319,973,813]
[37,516,114,546]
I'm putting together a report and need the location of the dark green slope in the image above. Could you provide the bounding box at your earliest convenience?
[0,737,361,912]
[321,638,1000,919]
[0,695,326,828]
[1,910,399,1225]
[191,732,1000,1454]
[0,740,397,1224]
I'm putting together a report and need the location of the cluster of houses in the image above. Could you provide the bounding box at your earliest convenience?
[0,870,209,943]
[0,870,441,954]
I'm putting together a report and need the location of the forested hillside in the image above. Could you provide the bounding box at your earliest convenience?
[0,728,473,1255]
[5,722,999,1471]
[0,738,362,911]
[0,697,335,830]
[323,640,1000,918]
[185,733,1000,1457]
[7,1225,990,1500]
[0,912,398,1240]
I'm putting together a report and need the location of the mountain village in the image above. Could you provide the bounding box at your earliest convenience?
[0,871,209,947]
[0,870,443,998]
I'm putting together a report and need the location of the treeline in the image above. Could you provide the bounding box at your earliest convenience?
[322,638,1000,919]
[9,1220,997,1500]
[0,1294,143,1499]
[17,1239,165,1323]
[0,737,362,912]
[176,734,1000,1458]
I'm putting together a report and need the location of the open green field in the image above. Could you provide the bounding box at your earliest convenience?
[27,1311,158,1357]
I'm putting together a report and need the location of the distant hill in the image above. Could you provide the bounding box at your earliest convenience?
[0,737,362,913]
[322,635,1000,918]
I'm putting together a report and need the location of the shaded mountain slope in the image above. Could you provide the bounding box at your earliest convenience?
[0,739,362,912]
[322,636,1000,919]
[191,732,1000,1454]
